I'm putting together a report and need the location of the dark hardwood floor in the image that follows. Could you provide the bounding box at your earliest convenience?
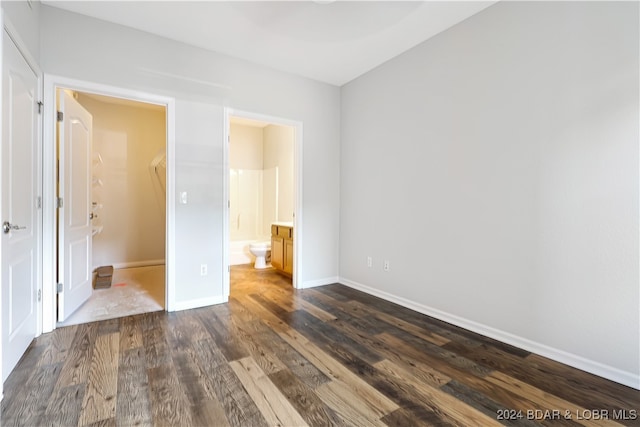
[2,264,638,426]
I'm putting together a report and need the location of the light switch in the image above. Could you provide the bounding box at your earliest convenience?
[180,191,188,204]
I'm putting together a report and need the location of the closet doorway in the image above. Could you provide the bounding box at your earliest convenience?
[54,88,168,326]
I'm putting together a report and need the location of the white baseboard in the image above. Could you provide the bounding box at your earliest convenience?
[170,295,227,312]
[339,277,640,391]
[93,259,165,271]
[109,259,166,270]
[300,276,340,289]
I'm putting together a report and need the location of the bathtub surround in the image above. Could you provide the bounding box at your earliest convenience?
[229,168,275,242]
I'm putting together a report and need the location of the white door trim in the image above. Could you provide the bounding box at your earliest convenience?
[42,75,176,333]
[224,108,303,294]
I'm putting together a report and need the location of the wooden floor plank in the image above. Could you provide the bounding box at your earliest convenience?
[485,371,626,427]
[196,307,250,362]
[439,380,542,427]
[116,347,152,427]
[374,358,503,427]
[119,315,143,352]
[226,312,288,375]
[194,338,269,427]
[233,314,330,389]
[140,314,172,369]
[1,342,48,411]
[78,333,120,426]
[147,364,193,427]
[3,265,639,427]
[347,299,451,346]
[276,324,400,416]
[268,369,347,427]
[295,296,338,322]
[330,316,451,388]
[526,354,640,411]
[2,363,63,427]
[55,322,99,388]
[229,356,309,427]
[375,331,492,379]
[382,407,450,427]
[189,398,232,427]
[291,309,384,365]
[44,383,87,427]
[37,324,78,366]
[315,380,390,427]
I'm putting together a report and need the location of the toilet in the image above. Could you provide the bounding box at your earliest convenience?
[249,241,271,269]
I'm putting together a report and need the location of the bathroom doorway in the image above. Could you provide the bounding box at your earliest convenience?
[54,88,168,326]
[225,110,302,296]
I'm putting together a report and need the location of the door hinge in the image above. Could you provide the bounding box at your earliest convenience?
[37,289,42,302]
[36,196,42,209]
[56,197,63,208]
[228,200,230,208]
[57,283,63,293]
[37,101,43,114]
[57,111,64,122]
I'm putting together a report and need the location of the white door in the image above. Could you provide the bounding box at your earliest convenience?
[57,90,93,322]
[2,33,40,381]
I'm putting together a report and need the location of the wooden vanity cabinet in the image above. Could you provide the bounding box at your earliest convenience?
[284,239,293,274]
[271,224,293,276]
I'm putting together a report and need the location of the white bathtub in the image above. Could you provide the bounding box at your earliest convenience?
[229,239,270,266]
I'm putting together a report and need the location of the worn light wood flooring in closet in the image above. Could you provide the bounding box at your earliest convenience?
[2,264,638,426]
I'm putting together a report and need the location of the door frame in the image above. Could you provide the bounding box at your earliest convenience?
[1,12,44,392]
[42,75,176,333]
[223,108,303,295]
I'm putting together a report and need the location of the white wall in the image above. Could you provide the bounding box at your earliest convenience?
[1,1,40,61]
[40,5,341,305]
[340,1,639,387]
[229,124,263,170]
[75,94,166,269]
[264,124,295,224]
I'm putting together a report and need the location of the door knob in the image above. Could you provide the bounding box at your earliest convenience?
[3,221,26,234]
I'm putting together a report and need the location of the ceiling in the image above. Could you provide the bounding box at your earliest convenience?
[42,1,497,86]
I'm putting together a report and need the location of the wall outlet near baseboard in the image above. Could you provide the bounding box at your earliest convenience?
[200,264,208,276]
[383,260,390,271]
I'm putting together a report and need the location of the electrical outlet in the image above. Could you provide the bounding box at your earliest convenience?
[367,256,372,268]
[200,264,208,276]
[383,260,390,272]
